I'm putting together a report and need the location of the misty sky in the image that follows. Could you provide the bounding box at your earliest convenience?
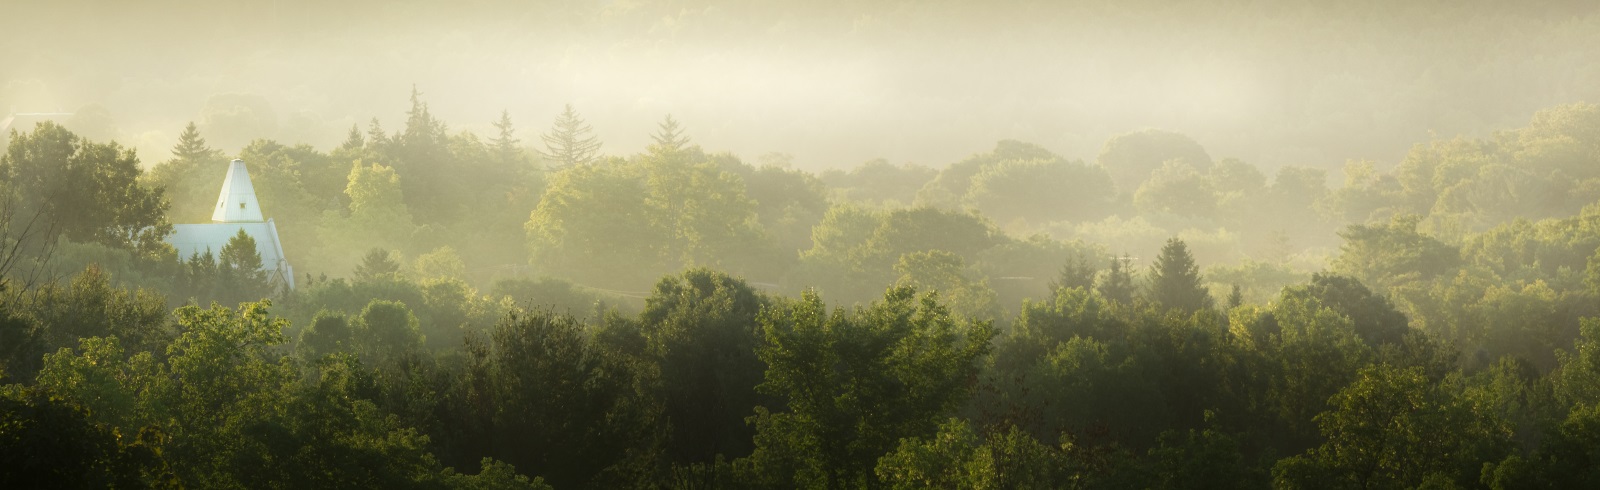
[4,0,1598,172]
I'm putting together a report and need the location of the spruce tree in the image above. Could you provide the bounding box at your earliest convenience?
[338,124,364,152]
[492,110,523,165]
[539,104,601,169]
[650,114,689,154]
[171,121,220,161]
[1050,255,1097,293]
[365,118,388,151]
[353,247,403,282]
[1097,254,1137,304]
[1147,238,1213,314]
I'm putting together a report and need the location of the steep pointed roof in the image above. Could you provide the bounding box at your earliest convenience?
[212,159,265,223]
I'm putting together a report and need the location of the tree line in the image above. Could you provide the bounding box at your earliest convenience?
[2,98,1600,488]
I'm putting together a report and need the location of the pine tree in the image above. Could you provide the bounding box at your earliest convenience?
[539,104,601,169]
[492,110,523,165]
[1227,284,1244,309]
[1147,238,1213,314]
[1097,254,1137,304]
[171,121,219,161]
[650,114,689,154]
[353,247,403,282]
[365,118,388,151]
[1050,255,1097,293]
[338,124,364,152]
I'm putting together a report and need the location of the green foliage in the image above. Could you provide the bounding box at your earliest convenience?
[1333,215,1461,291]
[741,287,996,488]
[1097,255,1138,305]
[19,266,171,362]
[1,122,172,257]
[894,250,1001,321]
[963,156,1115,225]
[539,104,601,169]
[1135,160,1218,219]
[298,310,353,358]
[1280,274,1409,346]
[413,245,467,282]
[528,147,768,288]
[0,385,175,489]
[639,269,769,464]
[1096,129,1213,195]
[482,308,663,488]
[918,140,1060,208]
[820,159,936,205]
[875,419,1067,489]
[1273,365,1513,490]
[354,247,404,282]
[1147,238,1213,314]
[357,299,422,359]
[321,162,418,262]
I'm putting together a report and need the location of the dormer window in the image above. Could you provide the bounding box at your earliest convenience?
[240,202,246,209]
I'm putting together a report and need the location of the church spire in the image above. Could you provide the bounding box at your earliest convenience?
[212,159,265,223]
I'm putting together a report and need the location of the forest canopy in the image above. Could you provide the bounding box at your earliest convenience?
[6,1,1600,488]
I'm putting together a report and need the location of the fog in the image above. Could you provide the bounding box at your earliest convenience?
[6,0,1598,170]
[12,1,1600,487]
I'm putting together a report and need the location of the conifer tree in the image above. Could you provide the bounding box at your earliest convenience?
[353,247,402,282]
[1147,238,1213,314]
[338,124,364,152]
[539,104,600,169]
[365,118,388,152]
[492,110,523,165]
[171,121,220,162]
[1050,255,1096,293]
[1097,254,1137,304]
[650,114,689,154]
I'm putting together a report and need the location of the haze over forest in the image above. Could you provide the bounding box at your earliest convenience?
[7,0,1600,170]
[9,1,1600,489]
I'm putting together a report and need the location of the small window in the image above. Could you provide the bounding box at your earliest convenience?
[240,202,246,209]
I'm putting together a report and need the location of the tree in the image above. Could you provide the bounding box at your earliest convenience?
[491,110,523,165]
[1134,160,1218,219]
[389,87,459,226]
[1096,129,1213,194]
[875,419,1069,489]
[1147,238,1212,314]
[1331,215,1461,291]
[0,386,174,489]
[172,121,221,162]
[1050,254,1097,293]
[651,114,690,154]
[894,250,1001,321]
[539,104,600,169]
[412,246,466,282]
[740,287,995,487]
[297,310,352,359]
[1226,285,1244,309]
[485,308,661,488]
[353,248,402,282]
[1280,274,1409,346]
[0,122,172,256]
[526,162,666,288]
[319,162,417,259]
[219,230,271,302]
[356,299,421,359]
[917,140,1060,208]
[1273,365,1513,489]
[637,269,769,465]
[962,157,1115,225]
[1097,255,1138,305]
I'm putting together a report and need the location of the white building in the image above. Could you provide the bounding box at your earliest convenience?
[165,159,295,289]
